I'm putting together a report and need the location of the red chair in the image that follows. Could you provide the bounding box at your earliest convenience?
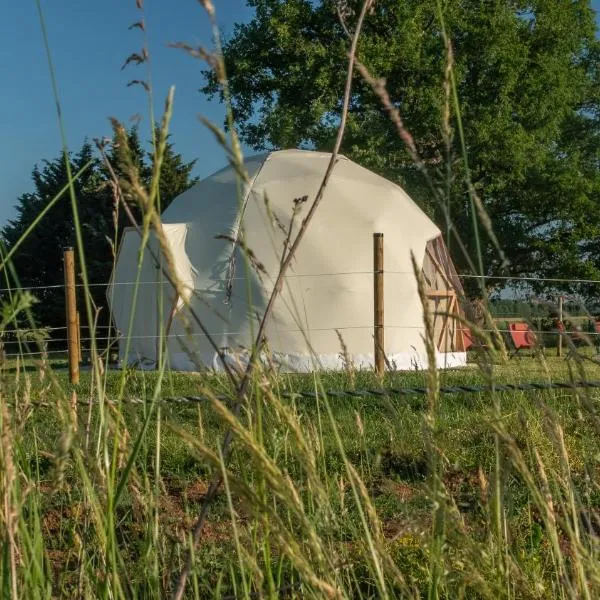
[462,327,474,351]
[508,322,538,358]
[461,326,490,351]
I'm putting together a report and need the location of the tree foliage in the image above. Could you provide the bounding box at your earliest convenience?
[203,0,600,292]
[2,128,197,333]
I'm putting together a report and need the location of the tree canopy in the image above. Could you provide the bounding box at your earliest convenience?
[2,128,197,333]
[203,0,600,292]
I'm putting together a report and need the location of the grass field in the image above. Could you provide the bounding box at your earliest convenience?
[2,350,600,598]
[11,0,600,596]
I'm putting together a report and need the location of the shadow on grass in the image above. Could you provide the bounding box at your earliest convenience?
[1,361,68,374]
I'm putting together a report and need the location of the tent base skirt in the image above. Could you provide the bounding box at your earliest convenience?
[121,350,468,373]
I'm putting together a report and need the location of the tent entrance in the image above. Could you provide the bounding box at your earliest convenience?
[422,236,466,353]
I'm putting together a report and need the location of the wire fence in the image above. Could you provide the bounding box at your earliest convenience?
[4,332,600,361]
[2,270,600,360]
[17,327,600,343]
[2,270,600,294]
[0,255,599,445]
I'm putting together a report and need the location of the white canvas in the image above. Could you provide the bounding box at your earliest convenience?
[107,150,467,371]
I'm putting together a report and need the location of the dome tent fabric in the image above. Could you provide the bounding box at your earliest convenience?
[107,150,467,372]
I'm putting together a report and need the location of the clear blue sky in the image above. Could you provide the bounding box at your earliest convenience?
[1,1,600,228]
[0,0,252,226]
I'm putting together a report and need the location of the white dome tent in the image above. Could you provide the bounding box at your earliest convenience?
[107,150,468,372]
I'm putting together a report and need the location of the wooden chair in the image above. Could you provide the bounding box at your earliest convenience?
[508,322,538,358]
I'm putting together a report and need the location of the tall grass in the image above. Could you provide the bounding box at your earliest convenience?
[0,1,599,599]
[2,360,600,598]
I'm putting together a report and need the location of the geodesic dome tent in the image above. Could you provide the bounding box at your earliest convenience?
[107,150,468,371]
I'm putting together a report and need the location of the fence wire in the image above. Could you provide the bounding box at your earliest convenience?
[3,327,600,361]
[1,270,600,361]
[2,271,600,295]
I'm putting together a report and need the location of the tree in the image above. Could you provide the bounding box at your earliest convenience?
[105,125,198,223]
[2,127,198,334]
[2,142,112,331]
[203,0,600,295]
[104,125,153,232]
[151,128,198,212]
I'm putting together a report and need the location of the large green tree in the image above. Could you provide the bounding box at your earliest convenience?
[2,142,111,331]
[2,128,198,334]
[203,0,600,293]
[153,128,199,212]
[104,126,197,228]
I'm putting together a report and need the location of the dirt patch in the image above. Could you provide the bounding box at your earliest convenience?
[156,481,236,544]
[443,468,483,511]
[184,479,210,503]
[38,481,54,494]
[42,502,92,539]
[159,493,191,525]
[158,495,232,544]
[42,509,63,535]
[378,478,420,502]
[200,521,232,543]
[443,468,480,492]
[163,476,221,504]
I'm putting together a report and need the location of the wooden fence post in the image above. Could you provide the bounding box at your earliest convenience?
[557,295,564,357]
[63,248,79,385]
[374,233,384,376]
[76,311,82,363]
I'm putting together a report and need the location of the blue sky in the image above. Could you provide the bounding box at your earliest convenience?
[0,0,252,226]
[1,1,600,228]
